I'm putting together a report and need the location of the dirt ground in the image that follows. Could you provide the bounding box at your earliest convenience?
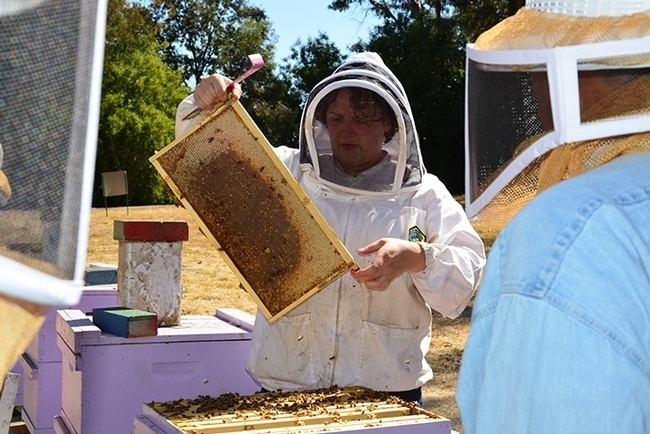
[11,203,496,433]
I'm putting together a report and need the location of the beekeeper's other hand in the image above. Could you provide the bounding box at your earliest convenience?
[352,238,426,291]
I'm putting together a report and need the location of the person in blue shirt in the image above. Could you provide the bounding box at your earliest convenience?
[457,0,650,432]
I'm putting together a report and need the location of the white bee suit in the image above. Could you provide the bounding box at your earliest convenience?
[176,52,485,393]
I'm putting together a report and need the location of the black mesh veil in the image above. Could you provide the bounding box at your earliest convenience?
[466,59,551,205]
[464,38,650,220]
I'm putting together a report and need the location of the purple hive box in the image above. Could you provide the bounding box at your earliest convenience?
[53,308,259,434]
[17,285,118,434]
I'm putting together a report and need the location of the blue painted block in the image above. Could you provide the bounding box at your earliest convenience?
[85,267,117,285]
[92,307,158,338]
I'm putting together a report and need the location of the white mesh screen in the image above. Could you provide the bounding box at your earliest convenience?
[0,0,106,306]
[526,0,650,16]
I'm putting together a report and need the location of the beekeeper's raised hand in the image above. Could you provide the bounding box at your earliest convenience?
[193,74,242,111]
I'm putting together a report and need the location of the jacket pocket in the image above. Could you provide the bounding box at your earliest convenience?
[248,313,316,388]
[357,320,425,391]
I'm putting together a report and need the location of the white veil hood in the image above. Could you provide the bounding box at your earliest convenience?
[299,52,426,194]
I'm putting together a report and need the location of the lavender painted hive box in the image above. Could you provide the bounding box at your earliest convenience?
[54,308,259,434]
[17,285,118,433]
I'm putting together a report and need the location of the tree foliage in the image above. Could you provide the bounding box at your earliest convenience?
[145,1,345,150]
[330,0,524,192]
[452,0,524,42]
[281,33,345,104]
[147,0,300,148]
[95,0,189,206]
[261,33,346,147]
[94,0,527,205]
[149,0,277,86]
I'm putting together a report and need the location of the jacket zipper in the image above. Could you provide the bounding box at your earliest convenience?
[330,196,355,385]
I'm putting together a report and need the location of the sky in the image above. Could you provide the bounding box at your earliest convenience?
[249,0,381,62]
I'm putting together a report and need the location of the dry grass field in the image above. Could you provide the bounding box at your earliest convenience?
[84,203,498,433]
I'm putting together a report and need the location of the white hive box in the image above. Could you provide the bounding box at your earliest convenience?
[54,309,259,434]
[150,100,357,323]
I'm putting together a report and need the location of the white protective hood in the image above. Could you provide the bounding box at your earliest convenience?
[463,1,650,219]
[298,52,426,194]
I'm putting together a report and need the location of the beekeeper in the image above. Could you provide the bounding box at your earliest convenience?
[0,143,10,206]
[456,1,650,432]
[176,52,486,403]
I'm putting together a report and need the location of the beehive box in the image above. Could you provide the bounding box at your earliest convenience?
[135,386,451,434]
[150,101,357,322]
[55,309,259,434]
[18,285,118,433]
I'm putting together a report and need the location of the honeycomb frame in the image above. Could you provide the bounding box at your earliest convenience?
[150,101,357,322]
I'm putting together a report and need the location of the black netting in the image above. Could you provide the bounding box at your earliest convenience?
[466,59,551,202]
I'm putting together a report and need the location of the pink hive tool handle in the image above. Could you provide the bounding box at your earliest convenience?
[182,53,265,121]
[226,53,264,93]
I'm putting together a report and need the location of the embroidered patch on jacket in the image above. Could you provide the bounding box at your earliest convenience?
[408,226,426,243]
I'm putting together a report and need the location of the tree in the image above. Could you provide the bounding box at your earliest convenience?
[452,0,523,42]
[329,0,523,193]
[146,1,346,150]
[329,0,523,32]
[147,0,301,148]
[149,0,277,87]
[282,33,345,104]
[95,0,189,206]
[249,33,346,148]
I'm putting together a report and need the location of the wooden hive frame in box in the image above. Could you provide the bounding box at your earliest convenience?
[150,100,357,322]
[136,386,451,433]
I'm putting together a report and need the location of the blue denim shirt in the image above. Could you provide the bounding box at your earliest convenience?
[457,152,650,433]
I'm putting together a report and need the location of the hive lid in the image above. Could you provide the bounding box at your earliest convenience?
[150,101,357,322]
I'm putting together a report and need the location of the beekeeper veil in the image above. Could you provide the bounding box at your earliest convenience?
[464,0,650,224]
[299,52,425,193]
